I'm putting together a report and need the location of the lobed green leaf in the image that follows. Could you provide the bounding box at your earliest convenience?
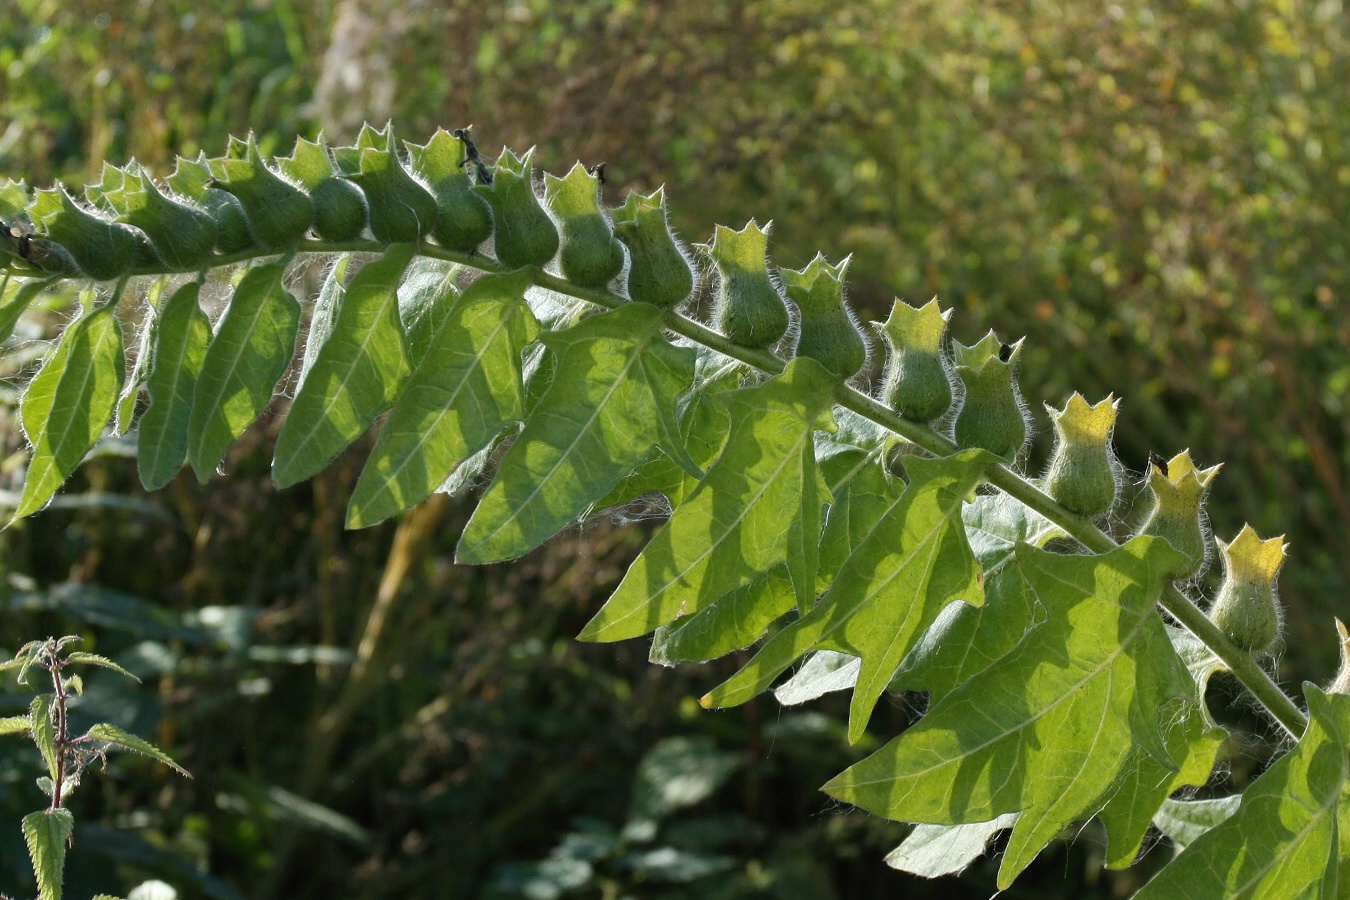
[579,358,839,642]
[346,268,537,528]
[272,244,414,487]
[1134,685,1350,899]
[188,262,300,481]
[15,300,125,520]
[457,302,699,564]
[825,536,1194,888]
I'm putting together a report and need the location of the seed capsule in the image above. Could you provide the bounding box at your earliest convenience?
[207,135,314,250]
[406,128,494,253]
[952,332,1028,461]
[874,298,954,422]
[780,253,866,380]
[1043,393,1120,517]
[473,147,559,269]
[1137,450,1222,581]
[278,134,368,242]
[697,219,789,349]
[333,124,438,244]
[543,162,625,288]
[612,187,695,309]
[1207,524,1287,653]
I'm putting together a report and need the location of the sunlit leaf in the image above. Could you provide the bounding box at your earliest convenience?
[138,281,211,490]
[457,302,699,564]
[273,244,414,487]
[825,536,1194,888]
[704,450,992,744]
[85,722,191,778]
[346,268,537,528]
[188,262,299,480]
[22,808,74,900]
[1134,685,1350,899]
[579,358,838,642]
[15,301,124,519]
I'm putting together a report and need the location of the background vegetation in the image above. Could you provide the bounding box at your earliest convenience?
[0,0,1345,896]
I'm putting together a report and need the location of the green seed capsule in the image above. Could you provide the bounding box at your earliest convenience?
[473,147,558,269]
[952,332,1028,461]
[87,164,217,270]
[207,136,314,250]
[698,219,789,349]
[874,298,954,422]
[28,185,142,280]
[1043,393,1120,517]
[1137,450,1222,581]
[612,187,695,308]
[332,125,438,244]
[1207,524,1286,653]
[781,253,866,379]
[166,153,257,253]
[544,162,625,288]
[406,128,494,253]
[277,134,368,242]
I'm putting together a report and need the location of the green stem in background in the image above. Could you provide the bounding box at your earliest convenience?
[62,238,1311,738]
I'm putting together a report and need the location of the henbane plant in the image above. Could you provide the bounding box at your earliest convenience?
[2,123,1348,896]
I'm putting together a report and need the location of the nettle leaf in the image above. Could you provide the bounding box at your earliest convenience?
[30,694,58,781]
[825,536,1194,889]
[457,302,699,564]
[272,244,414,487]
[22,808,74,900]
[188,262,300,480]
[1134,685,1350,899]
[85,722,191,778]
[0,714,30,736]
[138,281,212,490]
[15,300,125,519]
[346,268,537,528]
[703,450,991,743]
[0,278,51,345]
[65,651,140,681]
[579,358,839,642]
[1152,795,1243,850]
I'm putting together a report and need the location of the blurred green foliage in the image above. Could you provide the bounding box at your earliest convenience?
[0,0,1346,896]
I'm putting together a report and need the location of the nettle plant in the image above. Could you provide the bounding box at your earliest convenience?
[1,123,1348,897]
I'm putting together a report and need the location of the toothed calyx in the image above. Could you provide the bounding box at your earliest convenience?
[1043,393,1120,517]
[26,182,154,279]
[85,162,217,270]
[165,153,256,253]
[611,187,694,308]
[472,146,559,269]
[406,128,494,253]
[1207,524,1287,653]
[1137,450,1222,580]
[206,134,314,250]
[277,134,368,242]
[875,298,954,422]
[333,124,438,244]
[698,219,789,349]
[952,332,1028,461]
[543,162,625,288]
[781,253,866,380]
